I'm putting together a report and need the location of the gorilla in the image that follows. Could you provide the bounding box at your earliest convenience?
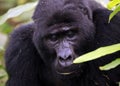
[5,0,120,86]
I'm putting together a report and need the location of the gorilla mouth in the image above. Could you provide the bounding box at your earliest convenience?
[56,70,79,75]
[56,64,83,76]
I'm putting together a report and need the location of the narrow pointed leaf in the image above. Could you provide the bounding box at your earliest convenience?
[109,4,120,22]
[100,58,120,70]
[0,2,37,25]
[73,44,120,64]
[107,0,120,9]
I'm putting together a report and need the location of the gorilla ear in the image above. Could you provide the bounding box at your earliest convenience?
[79,6,93,20]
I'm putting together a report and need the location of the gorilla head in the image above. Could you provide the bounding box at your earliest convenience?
[32,0,99,76]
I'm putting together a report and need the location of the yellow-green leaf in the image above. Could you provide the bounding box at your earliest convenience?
[0,46,4,51]
[100,58,120,70]
[109,4,120,22]
[73,43,120,64]
[107,0,120,10]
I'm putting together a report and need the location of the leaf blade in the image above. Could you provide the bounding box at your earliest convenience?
[0,2,37,25]
[109,4,120,22]
[107,0,120,9]
[73,44,120,64]
[100,58,120,70]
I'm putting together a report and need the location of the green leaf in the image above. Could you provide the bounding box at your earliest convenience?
[0,1,37,25]
[109,4,120,22]
[107,0,120,10]
[0,65,8,79]
[0,65,4,69]
[73,43,120,64]
[0,69,7,79]
[0,23,13,34]
[100,58,120,70]
[0,46,4,51]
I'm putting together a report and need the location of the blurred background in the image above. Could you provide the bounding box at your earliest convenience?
[0,0,37,85]
[0,0,109,86]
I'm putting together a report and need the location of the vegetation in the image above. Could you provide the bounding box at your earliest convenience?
[0,0,36,85]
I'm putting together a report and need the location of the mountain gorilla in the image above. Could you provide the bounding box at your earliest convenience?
[5,0,120,86]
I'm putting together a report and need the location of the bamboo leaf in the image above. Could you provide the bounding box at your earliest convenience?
[107,0,120,9]
[73,44,120,64]
[109,4,120,22]
[100,58,120,70]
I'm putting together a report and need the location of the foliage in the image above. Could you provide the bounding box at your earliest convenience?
[0,1,37,86]
[0,47,8,86]
[0,23,13,34]
[100,58,120,70]
[0,1,37,25]
[107,0,120,22]
[73,0,120,71]
[73,43,120,64]
[73,44,120,71]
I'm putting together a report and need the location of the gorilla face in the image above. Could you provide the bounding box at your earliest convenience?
[33,0,95,76]
[44,26,82,74]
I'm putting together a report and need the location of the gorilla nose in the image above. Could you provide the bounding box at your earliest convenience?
[58,55,73,67]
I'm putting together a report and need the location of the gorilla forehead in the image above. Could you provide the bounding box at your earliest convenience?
[32,0,91,20]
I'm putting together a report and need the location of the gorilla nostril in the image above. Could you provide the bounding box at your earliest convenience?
[67,56,73,61]
[58,56,73,67]
[59,56,72,61]
[59,57,65,62]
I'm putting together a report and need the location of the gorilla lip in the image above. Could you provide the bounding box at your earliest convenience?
[56,68,81,76]
[56,64,82,75]
[56,71,74,75]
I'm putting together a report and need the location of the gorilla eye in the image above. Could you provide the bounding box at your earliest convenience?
[67,30,76,39]
[48,34,58,42]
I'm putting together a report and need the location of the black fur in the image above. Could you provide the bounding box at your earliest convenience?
[5,0,120,86]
